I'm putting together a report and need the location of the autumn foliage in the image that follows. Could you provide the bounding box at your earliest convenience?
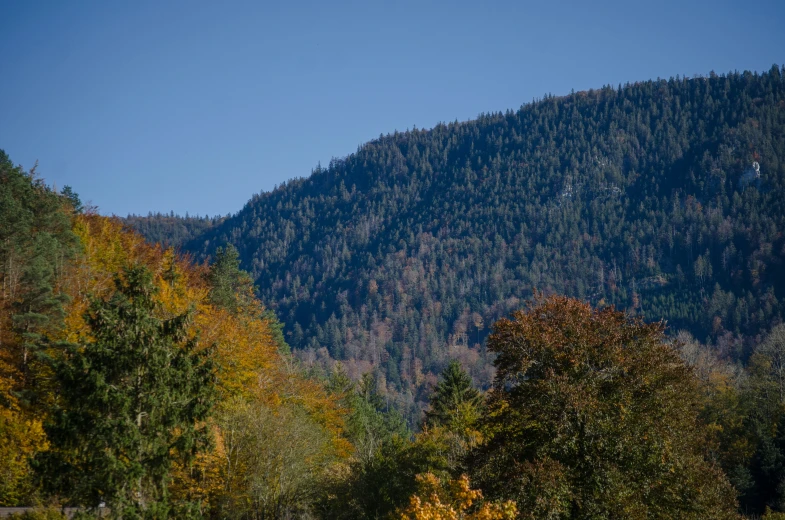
[5,154,781,517]
[1,198,351,515]
[471,294,739,519]
[397,473,516,520]
[70,216,351,515]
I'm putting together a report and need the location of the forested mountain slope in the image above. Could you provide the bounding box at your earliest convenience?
[129,67,785,421]
[123,212,225,248]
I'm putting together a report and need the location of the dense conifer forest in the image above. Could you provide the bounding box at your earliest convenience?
[130,66,785,421]
[124,213,226,249]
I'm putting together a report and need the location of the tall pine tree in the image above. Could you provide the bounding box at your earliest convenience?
[38,265,215,518]
[423,360,483,431]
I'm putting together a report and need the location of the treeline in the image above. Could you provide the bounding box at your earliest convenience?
[123,212,224,249]
[4,151,785,517]
[127,66,785,425]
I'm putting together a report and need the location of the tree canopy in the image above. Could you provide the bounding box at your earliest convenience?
[471,294,739,519]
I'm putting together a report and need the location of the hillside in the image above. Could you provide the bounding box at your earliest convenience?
[128,67,785,421]
[123,212,225,248]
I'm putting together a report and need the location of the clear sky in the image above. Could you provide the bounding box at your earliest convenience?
[1,0,783,217]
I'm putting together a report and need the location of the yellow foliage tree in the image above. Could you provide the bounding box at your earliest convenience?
[9,214,351,514]
[398,473,517,520]
[0,366,47,505]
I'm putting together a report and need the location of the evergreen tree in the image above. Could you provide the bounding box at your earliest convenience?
[207,244,254,315]
[11,233,69,388]
[748,413,785,514]
[0,151,77,506]
[60,185,83,214]
[423,360,482,431]
[38,265,215,518]
[208,244,292,353]
[743,324,785,513]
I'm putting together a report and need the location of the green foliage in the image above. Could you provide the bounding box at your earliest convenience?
[322,432,454,520]
[208,244,293,353]
[424,360,483,431]
[320,368,428,519]
[207,245,255,315]
[11,232,70,397]
[37,265,215,518]
[323,365,488,519]
[261,308,291,354]
[470,294,739,519]
[215,399,336,519]
[131,68,785,426]
[123,212,222,249]
[60,186,83,214]
[764,507,785,519]
[748,414,785,513]
[1,152,76,379]
[737,324,785,514]
[329,367,409,463]
[5,507,69,519]
[0,151,77,505]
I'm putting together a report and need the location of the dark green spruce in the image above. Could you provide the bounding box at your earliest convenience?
[37,265,215,519]
[423,360,483,430]
[0,150,77,404]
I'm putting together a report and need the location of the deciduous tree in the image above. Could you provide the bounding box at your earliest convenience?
[471,294,739,519]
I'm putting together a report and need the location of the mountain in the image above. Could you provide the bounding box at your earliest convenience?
[127,66,785,422]
[123,212,225,248]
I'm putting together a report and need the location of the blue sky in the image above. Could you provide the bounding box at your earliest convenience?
[1,0,783,217]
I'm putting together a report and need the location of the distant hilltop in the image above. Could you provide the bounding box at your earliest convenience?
[128,66,785,422]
